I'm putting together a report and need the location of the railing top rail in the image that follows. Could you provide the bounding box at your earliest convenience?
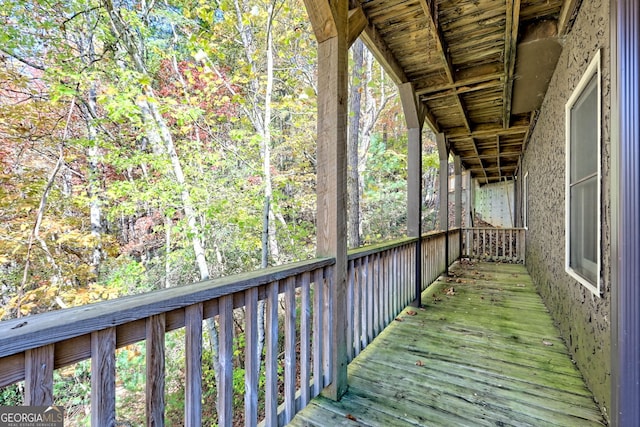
[347,229,457,261]
[462,227,526,230]
[0,257,334,359]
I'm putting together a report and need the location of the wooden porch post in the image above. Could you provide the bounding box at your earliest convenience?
[436,133,450,270]
[436,133,449,231]
[399,82,425,306]
[454,155,462,228]
[303,0,349,400]
[611,0,640,424]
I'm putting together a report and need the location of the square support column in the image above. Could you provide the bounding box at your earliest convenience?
[454,155,462,228]
[400,82,426,306]
[436,133,449,231]
[305,0,349,400]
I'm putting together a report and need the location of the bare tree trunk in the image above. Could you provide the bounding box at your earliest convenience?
[347,39,364,249]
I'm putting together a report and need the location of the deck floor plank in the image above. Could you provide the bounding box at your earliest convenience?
[289,261,606,426]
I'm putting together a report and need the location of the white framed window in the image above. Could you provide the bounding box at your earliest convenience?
[565,50,601,296]
[523,172,528,229]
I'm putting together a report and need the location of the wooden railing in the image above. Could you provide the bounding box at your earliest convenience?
[461,227,526,263]
[0,231,459,426]
[345,230,452,362]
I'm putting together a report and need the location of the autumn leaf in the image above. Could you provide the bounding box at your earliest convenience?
[415,360,424,366]
[542,340,554,346]
[394,317,403,322]
[345,414,357,421]
[406,310,417,316]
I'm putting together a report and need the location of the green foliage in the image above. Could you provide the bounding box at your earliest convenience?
[0,0,419,421]
[361,134,408,244]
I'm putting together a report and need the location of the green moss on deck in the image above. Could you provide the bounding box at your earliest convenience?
[289,261,606,427]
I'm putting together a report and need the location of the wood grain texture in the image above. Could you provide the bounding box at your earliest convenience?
[289,262,606,427]
[25,344,54,406]
[243,288,258,427]
[184,303,202,427]
[312,269,324,397]
[217,295,233,427]
[91,328,116,427]
[347,7,366,47]
[315,0,349,399]
[264,281,279,425]
[146,314,165,426]
[0,258,333,359]
[299,272,312,407]
[354,0,564,184]
[283,277,297,423]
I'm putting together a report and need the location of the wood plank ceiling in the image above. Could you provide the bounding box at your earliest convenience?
[353,0,579,184]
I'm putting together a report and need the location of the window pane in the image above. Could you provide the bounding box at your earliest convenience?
[570,176,597,283]
[570,75,598,182]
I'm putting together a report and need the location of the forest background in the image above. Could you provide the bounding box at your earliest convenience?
[0,0,443,423]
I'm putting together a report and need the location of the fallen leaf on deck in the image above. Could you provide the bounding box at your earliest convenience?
[394,317,403,322]
[415,360,424,366]
[516,284,526,287]
[345,414,357,421]
[406,310,417,316]
[445,287,456,296]
[542,340,554,346]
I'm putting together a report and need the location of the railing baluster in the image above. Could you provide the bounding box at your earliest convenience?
[25,344,54,406]
[312,270,324,396]
[284,277,297,423]
[218,296,234,427]
[244,289,259,427]
[362,256,369,348]
[185,305,202,427]
[91,328,116,427]
[300,272,311,406]
[373,254,380,336]
[353,259,362,357]
[323,267,333,388]
[366,255,373,345]
[265,281,279,425]
[146,314,165,427]
[347,259,355,362]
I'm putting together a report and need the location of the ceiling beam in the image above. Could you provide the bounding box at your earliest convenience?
[347,7,367,48]
[360,23,408,85]
[502,0,521,129]
[558,0,581,36]
[468,137,488,183]
[422,79,503,101]
[447,124,530,140]
[418,0,472,133]
[418,0,454,82]
[302,0,338,43]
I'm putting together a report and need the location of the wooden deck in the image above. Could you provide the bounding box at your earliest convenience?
[289,261,606,426]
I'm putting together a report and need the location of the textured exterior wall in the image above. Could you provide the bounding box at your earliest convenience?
[522,0,611,419]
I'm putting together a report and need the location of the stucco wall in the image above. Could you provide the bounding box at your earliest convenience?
[522,0,611,420]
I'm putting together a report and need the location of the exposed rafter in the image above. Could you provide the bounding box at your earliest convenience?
[502,0,521,129]
[418,0,472,133]
[558,0,581,35]
[359,23,408,85]
[347,7,367,48]
[355,0,564,183]
[470,137,489,184]
[447,124,530,140]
